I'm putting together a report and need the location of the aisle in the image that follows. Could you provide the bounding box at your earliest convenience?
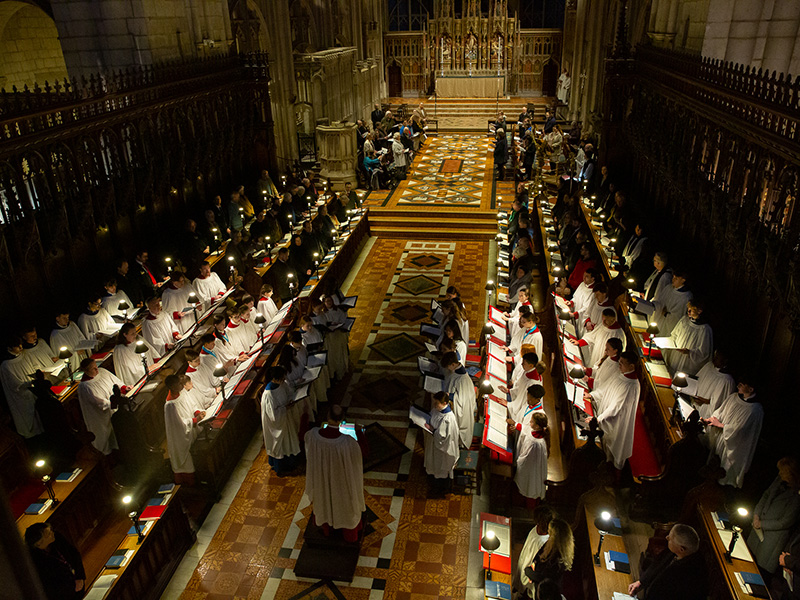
[170,238,489,600]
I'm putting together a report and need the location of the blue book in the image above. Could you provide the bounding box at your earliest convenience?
[740,572,765,586]
[145,497,163,506]
[105,549,130,568]
[484,580,512,600]
[608,550,629,564]
[25,501,49,515]
[157,483,176,494]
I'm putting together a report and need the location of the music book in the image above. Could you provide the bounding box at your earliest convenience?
[486,399,507,420]
[127,520,154,536]
[301,366,322,383]
[633,297,656,318]
[77,338,98,351]
[480,521,511,558]
[293,383,311,402]
[489,306,506,327]
[139,505,166,521]
[158,483,176,494]
[419,323,441,338]
[25,499,53,514]
[717,529,753,562]
[672,374,699,396]
[55,468,82,483]
[409,405,432,433]
[105,549,133,569]
[417,356,441,376]
[83,575,117,600]
[484,581,511,600]
[735,572,769,598]
[653,336,682,350]
[487,356,507,383]
[307,352,327,367]
[628,312,649,330]
[424,341,438,353]
[423,374,444,393]
[485,424,508,451]
[562,339,582,363]
[604,551,631,573]
[145,496,167,506]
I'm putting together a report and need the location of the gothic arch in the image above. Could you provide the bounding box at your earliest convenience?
[230,0,269,54]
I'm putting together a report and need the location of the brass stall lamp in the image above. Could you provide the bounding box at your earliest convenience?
[593,510,613,565]
[254,313,267,345]
[331,228,338,252]
[35,459,59,507]
[569,365,585,407]
[214,363,228,401]
[134,340,150,379]
[123,495,145,544]
[646,322,660,356]
[117,300,130,321]
[58,347,74,383]
[164,256,173,274]
[481,529,501,580]
[287,273,296,298]
[187,291,200,327]
[724,507,749,563]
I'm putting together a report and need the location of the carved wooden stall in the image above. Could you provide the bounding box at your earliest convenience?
[618,45,800,489]
[0,52,275,324]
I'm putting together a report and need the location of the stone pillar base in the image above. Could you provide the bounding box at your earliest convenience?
[316,122,358,191]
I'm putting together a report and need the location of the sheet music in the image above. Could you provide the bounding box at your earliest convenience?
[677,397,697,420]
[409,405,432,432]
[653,336,680,350]
[485,425,509,451]
[417,356,441,376]
[481,521,511,558]
[423,374,444,393]
[672,374,699,396]
[629,312,649,329]
[562,339,582,362]
[487,356,507,382]
[645,361,671,381]
[717,529,754,562]
[307,352,327,367]
[487,341,505,361]
[553,294,570,311]
[489,306,506,326]
[487,399,507,420]
[420,323,441,338]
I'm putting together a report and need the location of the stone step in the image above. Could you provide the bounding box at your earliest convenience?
[370,226,496,240]
[369,215,496,229]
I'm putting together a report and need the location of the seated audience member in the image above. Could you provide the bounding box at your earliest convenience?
[424,391,460,495]
[587,350,640,471]
[507,265,533,308]
[101,278,134,319]
[627,524,708,600]
[26,523,85,599]
[704,373,763,488]
[77,358,124,455]
[651,268,692,336]
[692,349,736,421]
[640,251,672,300]
[524,518,574,594]
[662,300,713,376]
[747,457,800,575]
[193,261,227,304]
[517,507,556,597]
[773,529,800,600]
[112,323,155,386]
[441,351,475,449]
[620,221,652,283]
[115,257,144,307]
[568,244,597,293]
[261,366,301,476]
[142,297,179,357]
[304,404,366,540]
[164,374,205,485]
[269,247,298,303]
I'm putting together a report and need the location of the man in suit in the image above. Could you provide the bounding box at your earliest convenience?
[371,103,384,131]
[269,247,298,303]
[773,528,800,599]
[628,524,708,600]
[26,523,85,599]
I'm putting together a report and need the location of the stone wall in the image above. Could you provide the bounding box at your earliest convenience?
[0,2,68,89]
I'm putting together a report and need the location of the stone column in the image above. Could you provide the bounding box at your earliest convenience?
[316,123,357,190]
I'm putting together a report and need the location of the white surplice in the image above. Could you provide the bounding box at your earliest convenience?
[161,284,197,334]
[50,322,89,361]
[445,368,476,448]
[186,365,218,408]
[664,316,713,376]
[193,272,226,304]
[652,285,693,336]
[260,382,300,459]
[518,529,550,593]
[580,321,625,370]
[508,369,543,422]
[164,393,198,473]
[141,311,178,357]
[77,368,123,454]
[304,427,365,529]
[424,407,460,479]
[23,339,61,372]
[593,371,640,469]
[712,393,763,488]
[112,342,155,386]
[0,352,42,437]
[101,289,134,318]
[257,296,279,323]
[514,421,548,499]
[572,282,595,322]
[77,308,116,340]
[642,268,673,301]
[694,361,736,420]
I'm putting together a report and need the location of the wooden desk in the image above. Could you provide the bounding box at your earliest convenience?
[581,502,633,600]
[696,506,772,600]
[83,487,195,600]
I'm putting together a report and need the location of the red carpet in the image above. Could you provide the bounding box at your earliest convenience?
[10,479,47,518]
[629,405,661,477]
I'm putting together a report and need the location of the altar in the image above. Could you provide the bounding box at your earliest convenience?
[436,74,506,98]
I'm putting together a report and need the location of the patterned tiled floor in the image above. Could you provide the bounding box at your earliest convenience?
[175,239,488,600]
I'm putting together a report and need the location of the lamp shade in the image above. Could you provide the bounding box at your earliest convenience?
[482,322,494,336]
[558,308,572,321]
[188,292,198,304]
[485,280,496,292]
[58,346,73,360]
[480,530,501,553]
[569,365,585,380]
[672,372,688,388]
[624,277,635,290]
[646,322,660,336]
[213,363,227,378]
[480,379,494,395]
[254,313,267,326]
[134,340,149,354]
[594,510,614,533]
[117,300,130,312]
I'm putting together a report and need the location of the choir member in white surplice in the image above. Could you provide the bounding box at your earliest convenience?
[663,301,713,376]
[77,359,124,455]
[141,297,179,357]
[507,312,543,375]
[185,349,219,408]
[304,405,366,541]
[101,278,133,318]
[651,269,692,336]
[211,316,247,366]
[311,300,349,380]
[225,308,253,355]
[288,330,330,401]
[77,297,116,341]
[163,375,205,485]
[441,319,468,367]
[161,272,198,335]
[587,351,641,470]
[261,366,301,475]
[0,337,42,438]
[585,338,624,402]
[570,268,599,323]
[512,411,550,505]
[442,352,476,449]
[692,350,736,421]
[193,261,226,305]
[257,284,279,323]
[582,283,615,334]
[508,383,546,428]
[299,315,325,350]
[278,345,317,416]
[577,308,625,370]
[424,392,460,494]
[704,376,764,488]
[240,297,260,346]
[50,311,90,362]
[20,326,62,372]
[641,252,673,301]
[505,352,543,421]
[112,323,156,386]
[504,286,533,342]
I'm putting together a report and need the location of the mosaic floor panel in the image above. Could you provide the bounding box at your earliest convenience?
[178,239,488,600]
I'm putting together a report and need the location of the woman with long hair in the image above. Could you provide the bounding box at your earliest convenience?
[524,517,574,595]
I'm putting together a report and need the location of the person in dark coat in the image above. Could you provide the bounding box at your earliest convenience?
[628,524,708,600]
[773,528,800,599]
[494,128,508,181]
[523,518,574,596]
[26,523,85,599]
